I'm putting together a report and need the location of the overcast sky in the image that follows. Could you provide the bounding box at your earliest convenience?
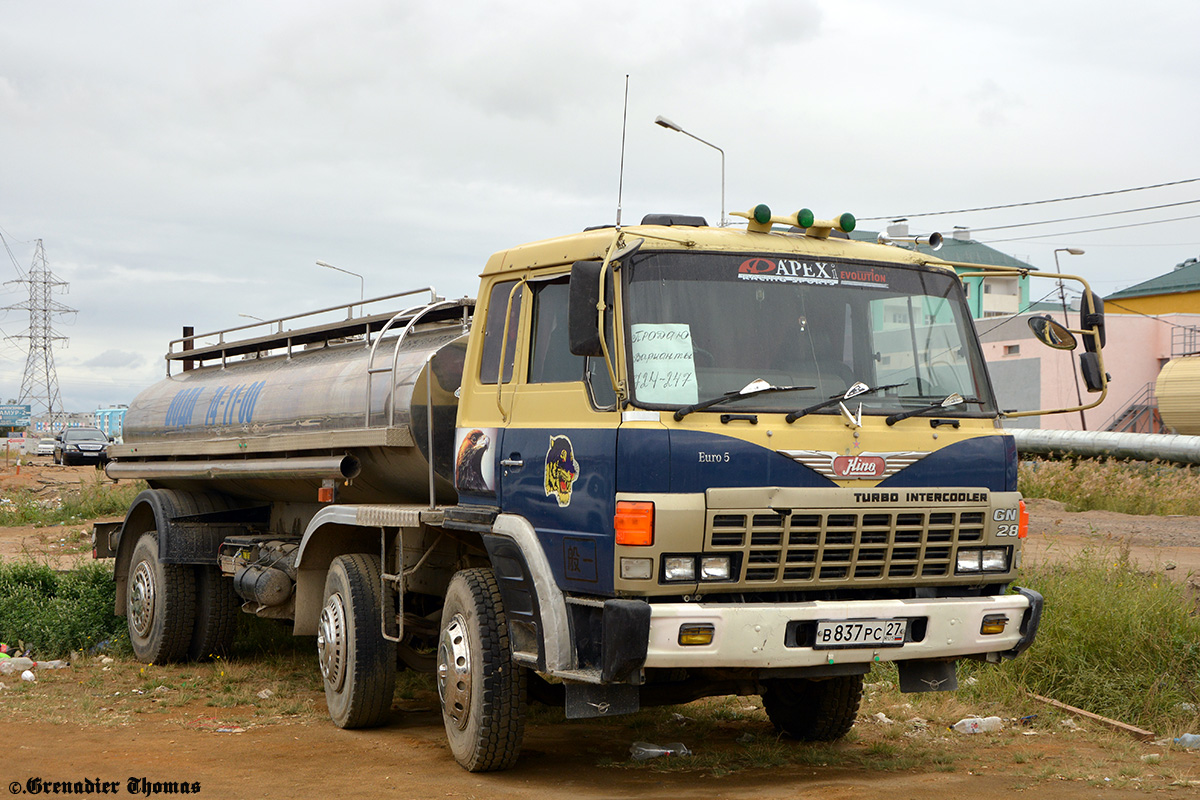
[2,0,1199,414]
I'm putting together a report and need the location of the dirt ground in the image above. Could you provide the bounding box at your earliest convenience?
[4,463,1200,798]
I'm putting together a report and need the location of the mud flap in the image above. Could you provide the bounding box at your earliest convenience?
[601,599,650,683]
[897,660,958,693]
[564,682,640,719]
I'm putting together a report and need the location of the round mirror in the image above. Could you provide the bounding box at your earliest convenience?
[1028,315,1077,351]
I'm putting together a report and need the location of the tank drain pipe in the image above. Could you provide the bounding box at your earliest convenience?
[106,455,362,482]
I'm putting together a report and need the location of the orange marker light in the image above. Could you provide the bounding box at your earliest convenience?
[615,501,655,546]
[1018,499,1028,539]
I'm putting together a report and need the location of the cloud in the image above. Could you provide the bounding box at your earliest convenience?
[80,349,143,369]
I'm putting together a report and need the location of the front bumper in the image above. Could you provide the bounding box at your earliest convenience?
[642,589,1039,670]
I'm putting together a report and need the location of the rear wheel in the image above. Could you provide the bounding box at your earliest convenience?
[188,565,240,661]
[126,531,196,663]
[437,568,526,772]
[762,675,863,741]
[318,554,396,728]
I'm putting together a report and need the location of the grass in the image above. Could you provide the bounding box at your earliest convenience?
[986,545,1200,737]
[0,476,145,527]
[1019,458,1200,516]
[0,559,129,658]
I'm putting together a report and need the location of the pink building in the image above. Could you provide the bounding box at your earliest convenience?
[978,311,1200,431]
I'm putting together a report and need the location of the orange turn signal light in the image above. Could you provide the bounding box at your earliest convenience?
[1018,499,1028,539]
[615,501,655,546]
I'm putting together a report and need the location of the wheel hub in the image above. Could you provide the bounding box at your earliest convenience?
[129,560,156,638]
[437,614,471,731]
[317,592,347,692]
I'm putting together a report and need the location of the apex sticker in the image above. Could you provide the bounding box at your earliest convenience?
[544,435,580,507]
[736,258,889,289]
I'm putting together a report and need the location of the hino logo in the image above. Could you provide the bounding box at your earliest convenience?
[831,455,886,478]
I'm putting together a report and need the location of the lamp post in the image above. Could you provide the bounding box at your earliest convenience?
[316,260,365,316]
[655,115,726,227]
[1054,247,1087,429]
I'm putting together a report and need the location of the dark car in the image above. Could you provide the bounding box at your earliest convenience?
[54,428,113,467]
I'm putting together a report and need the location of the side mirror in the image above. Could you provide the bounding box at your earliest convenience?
[1028,315,1077,351]
[1079,290,1106,352]
[568,260,604,357]
[1079,351,1107,393]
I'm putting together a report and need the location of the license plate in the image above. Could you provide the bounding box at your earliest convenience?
[813,618,907,649]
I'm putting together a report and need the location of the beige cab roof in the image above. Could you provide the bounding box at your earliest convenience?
[480,221,956,278]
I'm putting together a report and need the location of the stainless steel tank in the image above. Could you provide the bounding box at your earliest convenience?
[112,310,470,505]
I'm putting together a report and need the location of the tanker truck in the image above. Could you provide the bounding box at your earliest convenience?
[94,203,1109,772]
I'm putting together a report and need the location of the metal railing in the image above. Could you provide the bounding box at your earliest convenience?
[1172,326,1200,358]
[1101,381,1164,433]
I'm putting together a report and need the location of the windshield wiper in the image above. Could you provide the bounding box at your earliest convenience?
[885,392,982,426]
[785,381,906,423]
[673,379,816,421]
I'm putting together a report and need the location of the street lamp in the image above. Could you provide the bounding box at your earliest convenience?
[238,313,264,322]
[655,115,726,227]
[1054,247,1086,429]
[316,260,365,316]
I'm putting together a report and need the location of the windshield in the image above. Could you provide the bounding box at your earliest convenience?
[64,430,107,442]
[623,252,996,417]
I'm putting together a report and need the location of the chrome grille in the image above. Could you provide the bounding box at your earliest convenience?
[707,507,987,585]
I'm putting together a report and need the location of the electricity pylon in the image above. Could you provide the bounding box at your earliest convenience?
[3,240,73,428]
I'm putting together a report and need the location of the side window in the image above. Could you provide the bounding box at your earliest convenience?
[529,280,584,384]
[480,280,522,384]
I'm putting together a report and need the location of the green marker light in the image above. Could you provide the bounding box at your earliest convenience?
[797,208,815,228]
[753,204,772,225]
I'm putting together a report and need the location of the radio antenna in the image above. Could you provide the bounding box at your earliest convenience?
[615,74,629,229]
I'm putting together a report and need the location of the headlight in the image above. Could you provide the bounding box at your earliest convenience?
[700,556,731,581]
[956,547,1010,574]
[663,556,696,582]
[981,548,1009,571]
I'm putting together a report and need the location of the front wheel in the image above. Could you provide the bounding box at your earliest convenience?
[437,568,526,772]
[761,675,863,741]
[318,554,396,728]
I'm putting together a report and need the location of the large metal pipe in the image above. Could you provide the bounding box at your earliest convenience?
[106,454,361,482]
[1009,427,1200,465]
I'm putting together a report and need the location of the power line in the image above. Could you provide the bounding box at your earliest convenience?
[982,212,1200,245]
[859,177,1200,221]
[0,230,27,279]
[966,197,1200,234]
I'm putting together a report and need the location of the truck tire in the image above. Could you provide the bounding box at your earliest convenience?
[127,531,196,663]
[437,568,526,772]
[318,554,396,729]
[188,565,239,661]
[761,675,863,741]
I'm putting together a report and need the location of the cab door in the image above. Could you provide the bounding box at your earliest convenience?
[497,275,621,595]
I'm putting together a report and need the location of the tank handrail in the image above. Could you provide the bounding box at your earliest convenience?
[364,303,436,426]
[167,287,442,363]
[365,299,469,428]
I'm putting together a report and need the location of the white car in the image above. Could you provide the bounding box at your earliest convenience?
[36,438,56,456]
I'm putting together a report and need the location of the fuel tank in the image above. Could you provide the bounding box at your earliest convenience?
[114,315,470,505]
